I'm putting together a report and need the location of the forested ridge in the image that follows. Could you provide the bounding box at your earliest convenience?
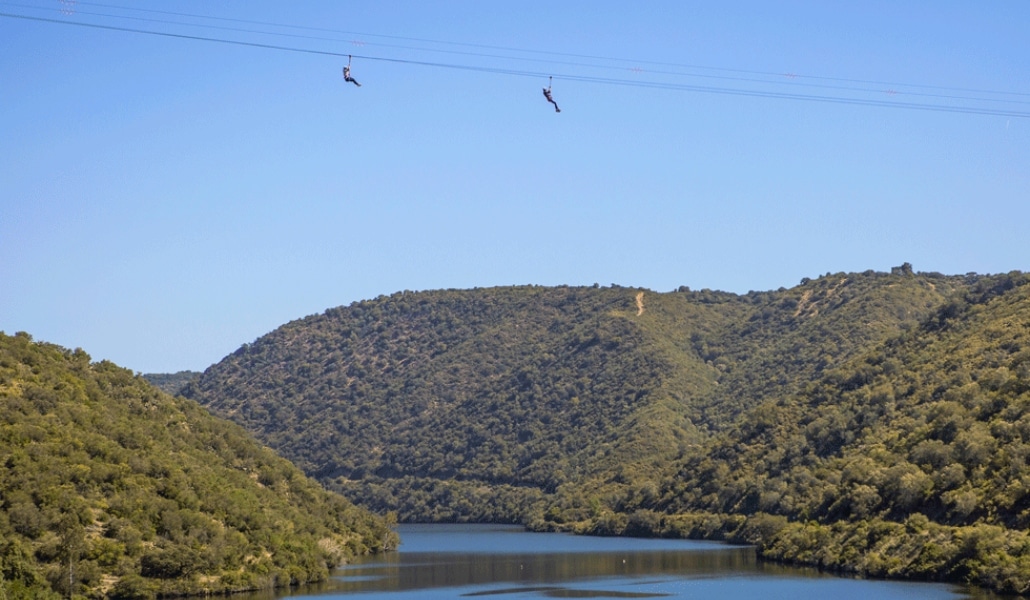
[0,332,397,599]
[182,266,1030,593]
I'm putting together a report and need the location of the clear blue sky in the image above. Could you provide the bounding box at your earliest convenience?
[2,1,1028,374]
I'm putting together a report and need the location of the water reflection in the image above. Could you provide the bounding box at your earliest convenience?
[334,545,758,595]
[230,524,984,600]
[463,586,666,598]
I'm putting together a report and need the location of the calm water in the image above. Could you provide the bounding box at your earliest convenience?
[238,524,989,600]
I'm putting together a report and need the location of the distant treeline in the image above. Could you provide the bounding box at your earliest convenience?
[142,370,201,396]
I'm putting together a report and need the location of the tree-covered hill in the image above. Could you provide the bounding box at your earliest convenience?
[183,267,968,524]
[569,271,1030,594]
[186,285,679,521]
[0,332,397,600]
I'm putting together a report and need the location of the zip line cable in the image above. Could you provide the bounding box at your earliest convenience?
[0,10,562,77]
[9,2,1030,109]
[2,8,1028,119]
[53,0,1030,102]
[9,2,1028,109]
[20,2,1030,106]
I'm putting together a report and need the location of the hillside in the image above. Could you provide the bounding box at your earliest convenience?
[183,266,966,523]
[0,332,397,599]
[565,271,1030,594]
[187,285,677,521]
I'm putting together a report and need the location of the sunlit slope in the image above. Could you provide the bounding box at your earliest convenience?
[0,332,396,600]
[682,267,965,428]
[592,272,1030,593]
[185,268,961,522]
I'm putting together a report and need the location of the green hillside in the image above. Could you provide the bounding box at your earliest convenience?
[0,332,397,600]
[187,285,676,521]
[184,267,962,518]
[570,271,1030,594]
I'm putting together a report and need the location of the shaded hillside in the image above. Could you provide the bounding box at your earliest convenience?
[574,272,1030,594]
[184,268,962,522]
[0,332,397,600]
[186,286,685,520]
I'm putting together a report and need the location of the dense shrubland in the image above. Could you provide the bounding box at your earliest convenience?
[555,272,1030,594]
[0,332,397,599]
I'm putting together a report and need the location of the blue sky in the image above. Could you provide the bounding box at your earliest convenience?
[2,1,1028,373]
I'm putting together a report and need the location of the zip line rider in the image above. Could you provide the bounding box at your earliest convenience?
[343,55,361,87]
[543,76,560,113]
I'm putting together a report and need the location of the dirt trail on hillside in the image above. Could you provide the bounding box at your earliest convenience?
[636,292,645,316]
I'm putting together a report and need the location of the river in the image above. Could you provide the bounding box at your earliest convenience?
[237,523,995,599]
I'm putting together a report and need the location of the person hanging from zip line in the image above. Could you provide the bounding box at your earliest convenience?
[543,76,560,113]
[343,55,361,87]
